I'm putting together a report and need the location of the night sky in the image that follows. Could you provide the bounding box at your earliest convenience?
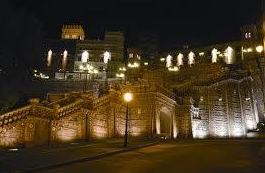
[0,0,262,111]
[0,0,262,69]
[9,0,262,48]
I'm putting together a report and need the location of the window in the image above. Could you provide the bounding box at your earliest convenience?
[245,33,248,39]
[245,32,252,39]
[248,32,251,38]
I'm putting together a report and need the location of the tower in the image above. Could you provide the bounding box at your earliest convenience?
[61,25,85,40]
[240,25,258,41]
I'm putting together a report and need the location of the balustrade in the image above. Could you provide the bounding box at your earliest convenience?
[0,106,31,127]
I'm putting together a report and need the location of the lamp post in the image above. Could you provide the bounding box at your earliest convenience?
[123,92,133,147]
[256,45,265,120]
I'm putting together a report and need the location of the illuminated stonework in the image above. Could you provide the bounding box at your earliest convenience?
[211,48,218,63]
[189,78,257,138]
[188,52,195,66]
[61,25,85,40]
[0,65,260,148]
[177,53,184,66]
[166,55,173,68]
[225,46,234,64]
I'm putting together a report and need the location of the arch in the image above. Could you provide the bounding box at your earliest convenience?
[155,106,177,139]
[160,107,171,137]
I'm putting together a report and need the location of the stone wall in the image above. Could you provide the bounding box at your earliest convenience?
[0,80,260,148]
[190,78,258,138]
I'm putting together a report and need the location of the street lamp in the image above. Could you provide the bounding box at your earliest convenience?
[255,45,265,118]
[123,92,133,147]
[256,45,264,53]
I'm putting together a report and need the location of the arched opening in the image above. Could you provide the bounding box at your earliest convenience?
[156,107,172,138]
[160,111,171,137]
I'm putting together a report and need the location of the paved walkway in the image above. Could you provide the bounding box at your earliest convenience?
[39,139,265,173]
[0,139,159,173]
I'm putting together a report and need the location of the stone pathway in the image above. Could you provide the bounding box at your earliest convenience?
[0,139,159,173]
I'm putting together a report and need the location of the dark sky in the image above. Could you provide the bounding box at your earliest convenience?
[0,0,262,108]
[8,0,263,48]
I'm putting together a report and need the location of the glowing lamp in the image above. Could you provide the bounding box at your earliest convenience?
[116,73,125,78]
[81,51,89,63]
[103,51,111,63]
[123,92,133,103]
[247,48,253,52]
[47,50,52,67]
[199,52,205,56]
[166,55,173,68]
[177,53,184,66]
[256,45,263,53]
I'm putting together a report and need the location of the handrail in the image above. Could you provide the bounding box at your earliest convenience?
[56,99,83,118]
[0,106,31,127]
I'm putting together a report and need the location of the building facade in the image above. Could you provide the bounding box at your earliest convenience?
[1,25,264,148]
[41,25,124,80]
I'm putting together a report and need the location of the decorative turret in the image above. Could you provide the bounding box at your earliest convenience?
[61,24,85,40]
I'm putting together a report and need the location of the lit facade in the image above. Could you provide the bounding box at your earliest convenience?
[1,25,264,148]
[61,25,85,40]
[0,69,259,148]
[41,25,124,80]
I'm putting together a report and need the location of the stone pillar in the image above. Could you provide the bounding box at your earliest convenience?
[176,97,192,138]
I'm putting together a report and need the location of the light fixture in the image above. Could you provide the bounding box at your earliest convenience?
[188,52,195,65]
[199,52,205,56]
[119,67,127,71]
[81,51,89,63]
[166,55,173,68]
[123,92,133,103]
[177,53,183,66]
[212,48,218,63]
[47,50,52,67]
[62,50,68,70]
[103,51,111,63]
[168,66,179,72]
[256,45,263,53]
[128,62,140,68]
[225,46,234,64]
[247,48,253,52]
[116,73,125,78]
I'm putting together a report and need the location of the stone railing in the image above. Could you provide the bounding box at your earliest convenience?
[0,106,31,127]
[92,93,114,108]
[55,99,83,118]
[31,105,54,119]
